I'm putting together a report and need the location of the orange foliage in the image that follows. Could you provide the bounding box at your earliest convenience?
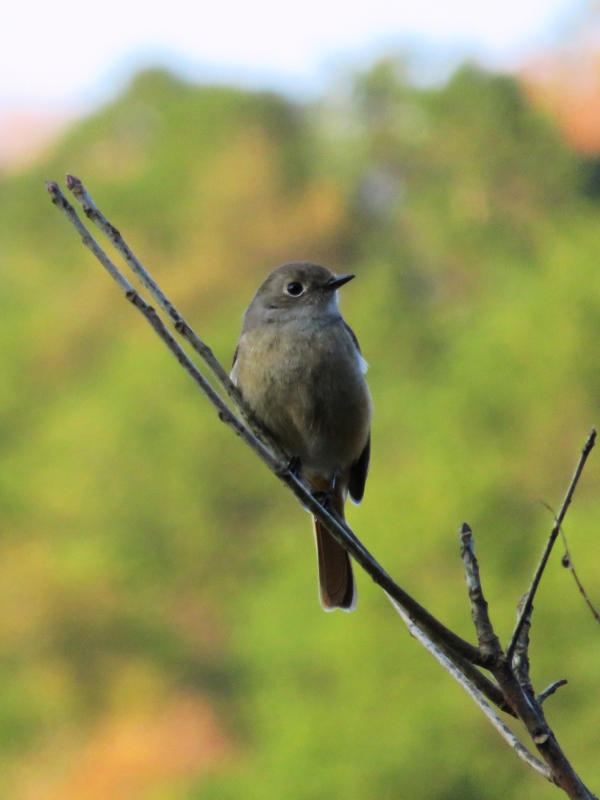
[16,695,228,800]
[0,110,70,173]
[521,15,600,154]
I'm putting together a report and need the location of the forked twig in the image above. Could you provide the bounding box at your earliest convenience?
[507,429,597,662]
[458,525,596,798]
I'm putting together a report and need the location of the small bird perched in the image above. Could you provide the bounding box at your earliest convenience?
[231,262,372,611]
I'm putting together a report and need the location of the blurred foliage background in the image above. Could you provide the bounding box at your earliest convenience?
[1,57,600,799]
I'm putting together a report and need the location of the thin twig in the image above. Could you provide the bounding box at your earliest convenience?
[45,183,275,464]
[540,501,600,627]
[46,179,489,672]
[537,680,568,706]
[458,523,503,658]
[387,596,552,781]
[507,429,597,662]
[560,531,600,626]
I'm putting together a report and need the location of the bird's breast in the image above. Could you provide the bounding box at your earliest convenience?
[232,321,371,474]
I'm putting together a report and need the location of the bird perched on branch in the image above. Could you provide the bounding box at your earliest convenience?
[231,262,372,610]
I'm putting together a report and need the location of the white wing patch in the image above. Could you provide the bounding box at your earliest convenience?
[359,354,369,374]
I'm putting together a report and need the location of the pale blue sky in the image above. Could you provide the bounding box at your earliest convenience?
[2,0,587,111]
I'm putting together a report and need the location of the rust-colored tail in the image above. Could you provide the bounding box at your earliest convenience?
[312,479,357,612]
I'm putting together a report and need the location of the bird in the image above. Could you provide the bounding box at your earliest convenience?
[231,262,372,611]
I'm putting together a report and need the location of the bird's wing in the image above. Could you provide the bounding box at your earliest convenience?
[348,433,370,504]
[343,321,369,373]
[343,321,370,502]
[343,320,361,352]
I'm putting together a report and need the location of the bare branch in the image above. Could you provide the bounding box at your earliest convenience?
[46,179,487,672]
[63,174,287,461]
[507,429,597,662]
[387,596,552,781]
[45,183,274,469]
[458,523,503,658]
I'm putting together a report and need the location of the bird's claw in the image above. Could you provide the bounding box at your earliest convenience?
[287,455,302,478]
[312,489,334,510]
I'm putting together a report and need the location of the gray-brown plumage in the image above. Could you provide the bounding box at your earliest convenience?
[231,262,372,611]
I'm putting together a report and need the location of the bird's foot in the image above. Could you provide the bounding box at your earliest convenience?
[312,489,334,510]
[287,455,302,478]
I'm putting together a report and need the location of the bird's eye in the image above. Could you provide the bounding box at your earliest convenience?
[285,282,305,297]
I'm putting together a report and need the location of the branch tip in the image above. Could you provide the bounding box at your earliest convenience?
[65,173,82,192]
[458,523,503,659]
[582,428,596,459]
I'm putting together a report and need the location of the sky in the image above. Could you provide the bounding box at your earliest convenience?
[2,0,587,114]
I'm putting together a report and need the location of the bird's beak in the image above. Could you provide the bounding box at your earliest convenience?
[325,274,355,291]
